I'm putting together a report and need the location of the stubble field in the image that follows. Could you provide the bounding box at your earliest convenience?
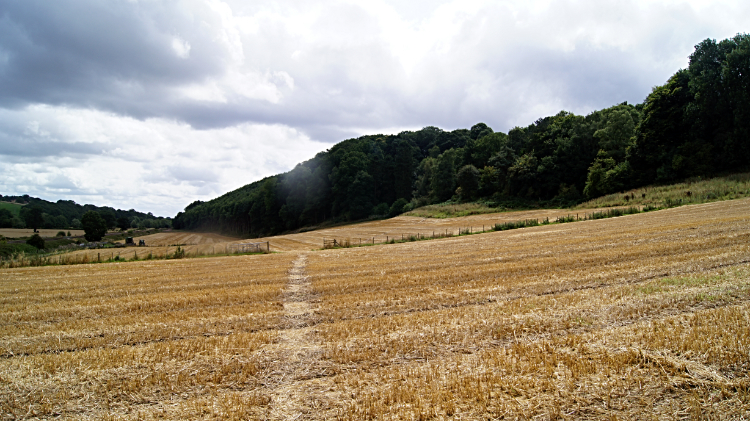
[34,207,593,264]
[0,229,85,239]
[1,199,749,419]
[126,232,239,246]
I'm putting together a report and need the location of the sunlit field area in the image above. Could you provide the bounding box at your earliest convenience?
[1,199,749,419]
[126,231,239,246]
[3,206,631,266]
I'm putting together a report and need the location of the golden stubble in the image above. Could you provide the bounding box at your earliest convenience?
[1,199,749,419]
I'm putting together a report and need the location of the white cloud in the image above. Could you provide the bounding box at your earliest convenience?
[0,105,327,216]
[177,69,295,104]
[171,37,192,58]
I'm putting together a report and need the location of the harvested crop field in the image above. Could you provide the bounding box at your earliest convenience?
[249,206,626,252]
[37,207,618,264]
[130,231,240,246]
[1,199,749,419]
[0,229,85,239]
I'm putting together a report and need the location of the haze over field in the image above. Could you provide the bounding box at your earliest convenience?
[1,0,748,216]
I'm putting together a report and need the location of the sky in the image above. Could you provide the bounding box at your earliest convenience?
[0,0,747,217]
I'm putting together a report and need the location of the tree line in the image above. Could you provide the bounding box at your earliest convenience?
[0,194,171,231]
[174,34,750,237]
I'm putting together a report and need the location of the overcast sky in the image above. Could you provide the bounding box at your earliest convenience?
[0,0,747,216]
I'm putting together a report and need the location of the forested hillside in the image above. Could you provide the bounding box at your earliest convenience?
[0,194,171,230]
[174,34,750,237]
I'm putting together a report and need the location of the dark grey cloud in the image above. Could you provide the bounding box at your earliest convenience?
[0,0,229,111]
[0,138,109,158]
[2,0,742,141]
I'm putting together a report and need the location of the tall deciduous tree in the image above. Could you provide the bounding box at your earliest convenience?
[81,211,108,242]
[0,209,14,228]
[456,165,480,201]
[393,140,415,201]
[99,210,117,230]
[348,171,375,220]
[594,105,638,162]
[431,149,457,202]
[629,70,692,184]
[117,217,131,231]
[20,206,43,232]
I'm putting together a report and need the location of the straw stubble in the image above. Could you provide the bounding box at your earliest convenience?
[1,199,749,419]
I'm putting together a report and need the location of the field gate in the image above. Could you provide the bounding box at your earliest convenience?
[228,242,270,253]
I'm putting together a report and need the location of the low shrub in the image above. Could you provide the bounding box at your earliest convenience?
[26,234,45,250]
[0,243,38,258]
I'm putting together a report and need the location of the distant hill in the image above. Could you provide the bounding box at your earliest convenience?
[0,194,171,230]
[0,201,22,218]
[175,34,750,238]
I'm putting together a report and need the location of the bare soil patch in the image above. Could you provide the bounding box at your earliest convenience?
[260,254,340,420]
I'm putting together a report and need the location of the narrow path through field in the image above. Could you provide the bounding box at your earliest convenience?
[266,253,336,420]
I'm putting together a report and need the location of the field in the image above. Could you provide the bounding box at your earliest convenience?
[1,198,749,419]
[18,207,600,264]
[243,206,625,252]
[123,231,239,246]
[0,203,681,266]
[0,229,85,239]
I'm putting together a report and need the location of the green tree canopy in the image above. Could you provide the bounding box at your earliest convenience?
[593,105,638,162]
[431,149,457,202]
[388,198,409,217]
[20,206,43,232]
[26,233,45,250]
[99,210,117,230]
[0,209,14,228]
[116,217,130,231]
[81,211,108,242]
[456,165,480,202]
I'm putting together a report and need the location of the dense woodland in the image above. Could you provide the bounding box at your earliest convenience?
[0,194,171,230]
[174,35,750,237]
